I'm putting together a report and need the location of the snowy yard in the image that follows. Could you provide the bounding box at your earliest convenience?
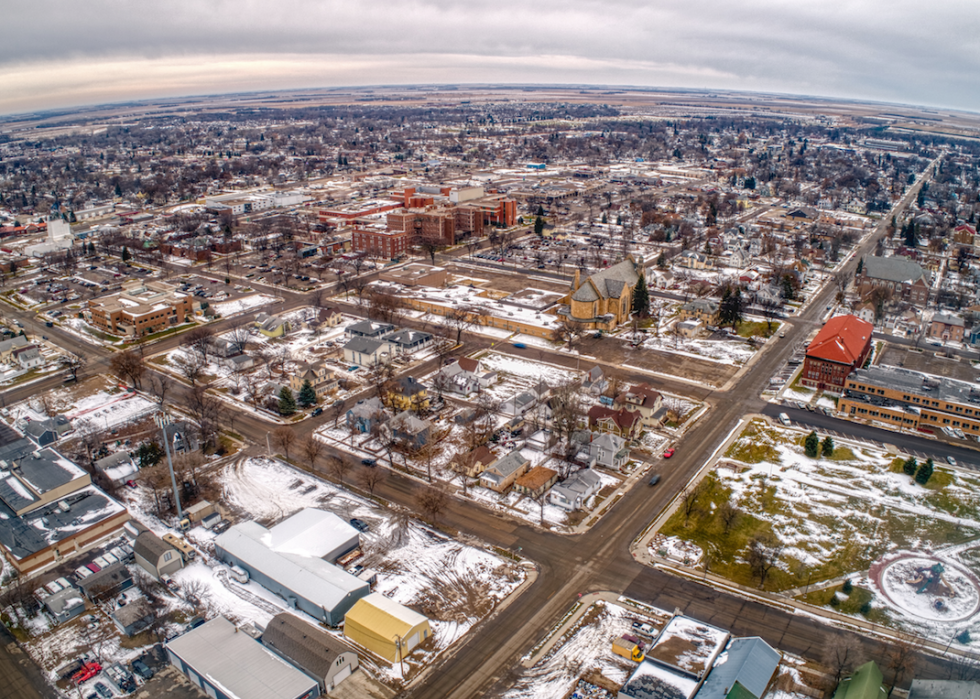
[476,352,583,401]
[658,418,980,644]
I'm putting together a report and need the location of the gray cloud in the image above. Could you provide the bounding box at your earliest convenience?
[2,0,979,114]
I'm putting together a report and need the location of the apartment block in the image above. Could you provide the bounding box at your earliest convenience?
[87,279,194,337]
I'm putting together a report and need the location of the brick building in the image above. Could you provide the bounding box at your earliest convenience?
[386,208,456,246]
[351,228,410,259]
[88,280,194,337]
[857,256,931,307]
[801,315,873,391]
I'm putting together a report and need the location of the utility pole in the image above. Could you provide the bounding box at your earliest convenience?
[154,412,183,524]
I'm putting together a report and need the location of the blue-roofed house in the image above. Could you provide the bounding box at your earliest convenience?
[695,637,781,699]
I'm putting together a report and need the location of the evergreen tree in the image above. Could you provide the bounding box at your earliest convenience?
[904,220,917,248]
[298,380,317,408]
[903,456,918,477]
[656,252,667,268]
[781,274,796,300]
[632,274,650,317]
[915,457,934,485]
[601,212,608,224]
[804,431,820,458]
[114,182,122,197]
[856,257,864,275]
[718,287,744,330]
[534,216,545,237]
[121,246,130,262]
[821,436,835,457]
[278,387,297,416]
[135,442,164,468]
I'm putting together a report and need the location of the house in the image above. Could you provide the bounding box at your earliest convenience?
[513,466,559,498]
[0,335,31,363]
[44,586,86,624]
[214,510,368,625]
[218,352,256,371]
[346,398,386,434]
[562,255,642,331]
[449,445,496,478]
[288,362,338,401]
[345,320,394,340]
[854,302,876,325]
[254,313,291,338]
[676,250,709,270]
[210,337,242,358]
[801,315,873,391]
[434,357,495,396]
[78,562,133,602]
[11,344,43,370]
[590,432,630,470]
[728,247,752,269]
[677,319,702,338]
[832,660,887,699]
[857,256,931,307]
[313,307,344,329]
[111,599,155,637]
[582,366,609,395]
[95,451,137,484]
[930,313,965,343]
[678,299,720,325]
[23,415,72,446]
[262,613,359,694]
[384,410,432,448]
[134,531,183,580]
[384,328,432,355]
[166,616,320,699]
[908,680,980,699]
[479,450,531,492]
[695,636,781,699]
[343,336,390,367]
[501,390,539,417]
[614,384,664,427]
[587,405,643,441]
[343,592,432,663]
[550,469,603,511]
[388,376,429,412]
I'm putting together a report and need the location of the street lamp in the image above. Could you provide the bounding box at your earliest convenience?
[154,412,183,524]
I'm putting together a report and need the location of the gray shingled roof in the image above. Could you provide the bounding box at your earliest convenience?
[571,257,640,302]
[862,256,929,284]
[343,336,386,355]
[262,613,352,681]
[697,636,780,699]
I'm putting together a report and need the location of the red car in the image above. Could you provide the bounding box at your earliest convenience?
[663,448,675,459]
[125,480,137,489]
[72,661,102,684]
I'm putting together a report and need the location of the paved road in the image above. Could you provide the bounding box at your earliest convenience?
[0,625,56,699]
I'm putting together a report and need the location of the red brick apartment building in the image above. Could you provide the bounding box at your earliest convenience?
[800,315,873,391]
[351,228,410,259]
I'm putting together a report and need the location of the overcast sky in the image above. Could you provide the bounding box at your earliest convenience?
[3,0,979,116]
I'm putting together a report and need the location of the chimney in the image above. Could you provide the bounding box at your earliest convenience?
[573,268,581,290]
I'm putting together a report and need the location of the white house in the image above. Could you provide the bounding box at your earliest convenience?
[550,470,603,511]
[343,337,390,367]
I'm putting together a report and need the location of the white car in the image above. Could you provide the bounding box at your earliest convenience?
[778,413,791,426]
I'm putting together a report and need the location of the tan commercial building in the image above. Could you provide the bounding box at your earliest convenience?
[839,365,980,435]
[88,279,194,337]
[344,592,432,663]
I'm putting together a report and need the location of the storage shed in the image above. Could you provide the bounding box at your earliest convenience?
[263,612,359,693]
[134,531,183,580]
[166,616,319,699]
[343,592,432,663]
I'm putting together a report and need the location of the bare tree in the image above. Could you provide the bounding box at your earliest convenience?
[272,426,296,460]
[359,465,385,496]
[326,455,352,486]
[61,353,86,381]
[145,372,171,407]
[301,435,324,471]
[186,385,223,453]
[182,325,215,362]
[680,479,710,524]
[366,287,404,325]
[824,634,863,687]
[886,632,920,693]
[746,532,785,588]
[109,348,145,389]
[415,484,449,524]
[225,316,256,354]
[172,350,208,386]
[719,500,740,533]
[443,305,478,345]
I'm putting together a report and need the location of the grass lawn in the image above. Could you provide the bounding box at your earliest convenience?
[737,320,778,339]
[660,419,980,593]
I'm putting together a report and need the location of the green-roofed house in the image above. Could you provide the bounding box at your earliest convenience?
[833,661,887,699]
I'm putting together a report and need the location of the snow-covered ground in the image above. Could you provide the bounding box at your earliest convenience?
[625,330,757,366]
[476,352,582,402]
[7,380,158,437]
[502,600,640,699]
[213,293,279,317]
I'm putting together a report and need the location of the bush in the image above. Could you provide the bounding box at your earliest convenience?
[842,579,853,594]
[860,601,872,615]
[958,631,972,644]
[830,595,840,607]
[804,431,820,458]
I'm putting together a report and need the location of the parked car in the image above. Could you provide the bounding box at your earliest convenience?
[662,448,675,459]
[131,659,154,680]
[778,413,791,426]
[94,682,113,698]
[125,480,137,489]
[72,661,102,684]
[311,407,323,417]
[349,518,369,533]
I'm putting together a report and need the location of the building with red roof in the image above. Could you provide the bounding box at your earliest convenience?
[801,315,873,391]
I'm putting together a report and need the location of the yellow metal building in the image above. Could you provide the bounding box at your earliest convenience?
[343,593,432,663]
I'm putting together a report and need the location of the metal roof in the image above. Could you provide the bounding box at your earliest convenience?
[215,521,368,613]
[345,592,428,640]
[166,616,319,699]
[696,637,780,699]
[262,613,354,681]
[909,680,980,699]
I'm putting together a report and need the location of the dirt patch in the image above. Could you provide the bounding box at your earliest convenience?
[580,336,736,387]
